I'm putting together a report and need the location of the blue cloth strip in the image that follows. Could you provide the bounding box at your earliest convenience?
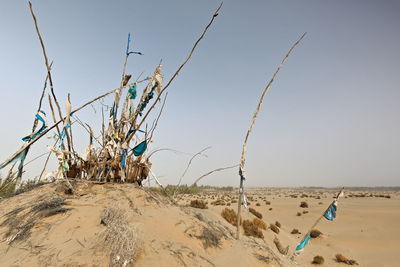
[296,233,311,251]
[133,140,147,156]
[323,203,337,221]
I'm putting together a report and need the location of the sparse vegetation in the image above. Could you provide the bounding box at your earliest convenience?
[270,223,280,234]
[190,200,208,209]
[312,255,325,264]
[242,219,264,239]
[275,221,281,228]
[221,208,240,226]
[335,254,359,265]
[249,207,263,219]
[100,206,142,266]
[252,218,267,230]
[297,212,302,216]
[300,201,309,208]
[310,229,322,238]
[291,228,300,234]
[196,226,222,249]
[273,237,288,255]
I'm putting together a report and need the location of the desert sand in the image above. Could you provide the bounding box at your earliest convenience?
[0,182,399,266]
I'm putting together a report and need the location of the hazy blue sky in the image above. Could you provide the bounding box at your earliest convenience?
[0,0,399,187]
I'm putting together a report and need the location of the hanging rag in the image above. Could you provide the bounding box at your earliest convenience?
[133,140,147,156]
[323,201,337,221]
[21,110,47,142]
[296,233,311,251]
[128,83,137,99]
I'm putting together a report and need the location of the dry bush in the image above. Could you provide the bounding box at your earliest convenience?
[300,201,308,208]
[196,226,222,249]
[270,223,280,234]
[310,229,322,238]
[252,218,267,230]
[296,212,302,216]
[249,207,262,219]
[335,254,359,265]
[221,208,240,226]
[100,206,142,267]
[190,200,208,209]
[275,221,281,228]
[269,207,273,211]
[291,228,300,234]
[312,255,324,264]
[302,210,309,214]
[256,203,261,206]
[265,200,271,205]
[242,219,264,239]
[273,237,288,255]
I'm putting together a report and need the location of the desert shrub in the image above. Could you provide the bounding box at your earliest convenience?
[312,255,324,264]
[270,223,280,234]
[242,219,264,239]
[300,201,308,208]
[265,200,271,205]
[335,254,359,265]
[310,229,322,238]
[303,210,309,214]
[269,207,273,211]
[254,253,270,263]
[291,228,300,234]
[231,199,237,203]
[273,237,288,255]
[256,203,261,206]
[318,202,323,205]
[190,200,208,209]
[296,212,302,216]
[221,208,240,226]
[275,221,281,228]
[249,207,262,219]
[252,218,267,230]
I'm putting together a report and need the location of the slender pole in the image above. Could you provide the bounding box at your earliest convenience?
[236,33,307,240]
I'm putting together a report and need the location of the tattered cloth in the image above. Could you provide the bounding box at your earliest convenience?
[323,201,337,221]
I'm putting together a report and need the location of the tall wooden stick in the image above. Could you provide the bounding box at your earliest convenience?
[236,33,307,240]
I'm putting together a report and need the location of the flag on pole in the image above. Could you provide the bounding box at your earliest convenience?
[323,201,337,221]
[296,233,311,251]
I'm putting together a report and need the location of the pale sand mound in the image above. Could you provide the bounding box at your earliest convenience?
[0,182,291,267]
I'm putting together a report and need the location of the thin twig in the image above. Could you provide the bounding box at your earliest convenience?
[191,164,238,186]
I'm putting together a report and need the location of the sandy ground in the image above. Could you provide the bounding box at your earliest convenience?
[0,182,399,266]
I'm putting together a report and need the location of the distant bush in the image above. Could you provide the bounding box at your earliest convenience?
[275,221,281,228]
[249,207,262,219]
[256,203,261,206]
[300,201,308,208]
[291,228,300,234]
[297,212,302,216]
[265,200,271,205]
[310,229,322,238]
[190,200,208,209]
[270,223,280,234]
[242,219,264,239]
[302,210,309,214]
[335,254,359,265]
[211,199,225,206]
[312,255,324,264]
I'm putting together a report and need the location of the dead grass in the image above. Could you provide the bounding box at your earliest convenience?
[221,208,240,226]
[190,200,208,209]
[291,228,300,234]
[275,221,281,228]
[100,206,142,267]
[254,253,271,263]
[312,255,325,264]
[242,219,264,239]
[273,237,288,255]
[335,254,359,265]
[249,207,263,219]
[252,218,267,230]
[0,196,70,244]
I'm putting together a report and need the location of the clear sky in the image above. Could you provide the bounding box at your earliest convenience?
[0,0,399,187]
